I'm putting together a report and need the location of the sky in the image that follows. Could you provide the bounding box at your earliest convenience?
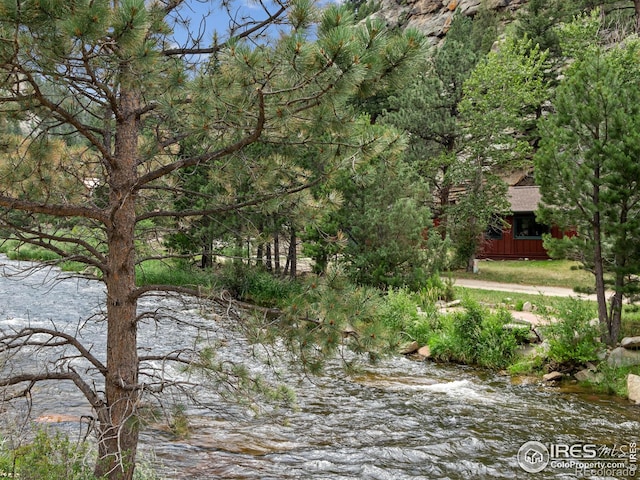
[170,0,292,47]
[169,0,340,47]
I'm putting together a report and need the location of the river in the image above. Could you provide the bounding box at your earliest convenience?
[0,255,637,479]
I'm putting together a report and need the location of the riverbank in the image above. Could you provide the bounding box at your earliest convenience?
[1,254,639,479]
[400,286,640,404]
[1,247,638,404]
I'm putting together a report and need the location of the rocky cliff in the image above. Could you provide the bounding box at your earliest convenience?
[374,0,528,44]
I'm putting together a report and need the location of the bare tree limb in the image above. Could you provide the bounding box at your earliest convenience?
[0,327,107,376]
[0,370,105,411]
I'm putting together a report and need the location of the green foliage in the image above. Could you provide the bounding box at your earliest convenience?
[415,274,456,308]
[303,133,435,291]
[555,8,602,60]
[214,262,303,308]
[590,364,640,397]
[1,429,95,480]
[476,309,521,369]
[135,259,212,288]
[452,33,549,267]
[262,269,407,372]
[467,4,499,56]
[541,298,602,365]
[378,287,420,332]
[428,301,521,368]
[535,34,640,342]
[0,241,60,262]
[508,354,546,375]
[168,404,190,439]
[513,0,561,56]
[0,429,162,480]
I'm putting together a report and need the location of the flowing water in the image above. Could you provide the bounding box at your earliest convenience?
[0,255,638,479]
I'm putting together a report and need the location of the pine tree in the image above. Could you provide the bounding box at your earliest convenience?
[0,2,425,478]
[456,34,548,270]
[535,36,640,345]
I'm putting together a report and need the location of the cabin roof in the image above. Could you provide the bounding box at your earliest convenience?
[507,186,541,213]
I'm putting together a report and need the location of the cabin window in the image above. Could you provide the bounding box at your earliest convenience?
[486,223,503,240]
[513,214,548,239]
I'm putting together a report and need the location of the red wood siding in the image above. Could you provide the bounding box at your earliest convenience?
[478,215,563,260]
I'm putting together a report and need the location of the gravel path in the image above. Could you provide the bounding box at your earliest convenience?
[452,278,605,326]
[453,277,600,302]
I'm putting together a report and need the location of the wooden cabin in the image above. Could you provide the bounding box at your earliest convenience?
[478,185,563,260]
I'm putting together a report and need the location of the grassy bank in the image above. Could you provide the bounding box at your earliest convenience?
[2,244,638,401]
[452,259,595,291]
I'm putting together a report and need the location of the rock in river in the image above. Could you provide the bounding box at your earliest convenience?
[607,347,640,368]
[627,374,640,404]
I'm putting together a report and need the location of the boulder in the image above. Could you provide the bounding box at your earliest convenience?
[417,345,431,359]
[399,341,420,355]
[522,301,533,312]
[443,299,461,308]
[628,374,640,404]
[575,368,603,384]
[607,347,640,368]
[543,371,563,382]
[516,344,537,358]
[621,336,640,350]
[531,327,544,342]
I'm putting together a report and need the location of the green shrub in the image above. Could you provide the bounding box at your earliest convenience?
[476,310,520,369]
[3,429,95,480]
[266,270,404,370]
[379,288,420,332]
[508,354,546,375]
[0,429,162,480]
[541,298,602,365]
[589,364,640,397]
[415,274,456,307]
[406,307,442,346]
[136,258,211,288]
[2,243,60,262]
[427,331,458,363]
[427,301,520,368]
[215,262,302,308]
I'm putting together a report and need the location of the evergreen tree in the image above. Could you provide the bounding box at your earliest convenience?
[535,35,640,345]
[0,2,425,478]
[381,14,479,238]
[456,34,548,270]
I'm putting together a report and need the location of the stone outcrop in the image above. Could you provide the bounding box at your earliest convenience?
[417,345,432,359]
[607,346,640,368]
[621,336,640,349]
[607,337,640,368]
[543,371,563,382]
[373,0,528,44]
[400,340,420,354]
[628,374,640,404]
[575,368,603,384]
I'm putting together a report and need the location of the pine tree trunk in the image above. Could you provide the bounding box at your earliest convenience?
[94,88,140,480]
[288,228,297,279]
[609,273,624,345]
[256,242,264,268]
[274,228,280,274]
[266,243,273,272]
[593,235,612,344]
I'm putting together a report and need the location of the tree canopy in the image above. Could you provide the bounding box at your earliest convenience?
[535,29,640,344]
[0,1,426,478]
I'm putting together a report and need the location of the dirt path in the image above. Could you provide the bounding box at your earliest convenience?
[453,278,600,302]
[452,278,604,326]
